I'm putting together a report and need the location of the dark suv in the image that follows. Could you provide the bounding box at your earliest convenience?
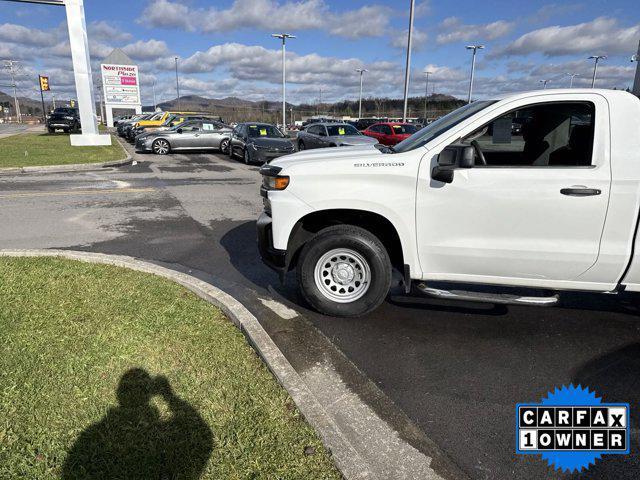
[46,107,80,133]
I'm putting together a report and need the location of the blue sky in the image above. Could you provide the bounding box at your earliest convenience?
[1,0,638,104]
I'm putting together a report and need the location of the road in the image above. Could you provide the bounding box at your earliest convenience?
[1,142,639,480]
[0,123,32,138]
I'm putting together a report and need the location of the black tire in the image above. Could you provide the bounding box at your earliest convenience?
[63,129,69,134]
[243,148,251,165]
[296,225,392,317]
[298,140,306,151]
[152,138,171,155]
[47,127,54,134]
[228,143,235,159]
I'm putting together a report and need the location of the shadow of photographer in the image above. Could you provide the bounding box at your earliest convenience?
[62,368,213,480]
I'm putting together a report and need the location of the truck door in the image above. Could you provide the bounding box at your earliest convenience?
[417,98,611,285]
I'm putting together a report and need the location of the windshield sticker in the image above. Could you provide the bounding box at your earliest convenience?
[203,123,214,131]
[338,127,346,135]
[260,129,268,136]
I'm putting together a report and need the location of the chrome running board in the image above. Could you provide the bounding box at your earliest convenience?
[416,283,559,307]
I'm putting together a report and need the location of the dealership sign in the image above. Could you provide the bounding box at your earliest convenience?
[101,64,141,105]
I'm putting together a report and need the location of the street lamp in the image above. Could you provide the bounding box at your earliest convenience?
[402,0,416,122]
[539,79,550,89]
[271,33,296,133]
[355,68,367,119]
[174,56,181,110]
[588,55,606,88]
[423,70,432,119]
[565,73,580,88]
[466,45,484,103]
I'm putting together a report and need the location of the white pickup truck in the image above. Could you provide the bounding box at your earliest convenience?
[258,89,640,317]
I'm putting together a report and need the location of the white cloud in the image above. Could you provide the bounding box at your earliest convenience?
[122,39,171,60]
[0,23,58,47]
[139,0,392,39]
[496,17,640,57]
[436,17,514,45]
[389,28,428,50]
[89,21,133,43]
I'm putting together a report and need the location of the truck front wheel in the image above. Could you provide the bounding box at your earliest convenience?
[297,225,391,317]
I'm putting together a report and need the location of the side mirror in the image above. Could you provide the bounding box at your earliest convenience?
[431,145,475,184]
[176,128,183,134]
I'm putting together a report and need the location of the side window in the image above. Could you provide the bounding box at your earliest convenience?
[369,125,380,133]
[308,125,320,135]
[183,121,202,132]
[463,102,595,167]
[381,125,393,135]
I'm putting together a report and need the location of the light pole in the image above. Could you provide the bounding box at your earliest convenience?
[401,0,416,122]
[423,70,432,119]
[271,33,295,133]
[355,68,367,119]
[466,45,484,103]
[565,73,580,88]
[632,45,640,95]
[152,80,157,111]
[174,56,181,110]
[539,79,550,89]
[3,60,22,123]
[588,55,606,88]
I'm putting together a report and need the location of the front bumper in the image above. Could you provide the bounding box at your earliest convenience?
[257,212,288,277]
[135,137,152,152]
[253,148,294,163]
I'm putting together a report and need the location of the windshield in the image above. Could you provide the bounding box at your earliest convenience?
[247,125,283,138]
[54,108,76,115]
[392,124,419,135]
[393,101,497,153]
[327,124,360,136]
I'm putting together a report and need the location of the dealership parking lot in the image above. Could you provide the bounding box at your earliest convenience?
[2,144,640,480]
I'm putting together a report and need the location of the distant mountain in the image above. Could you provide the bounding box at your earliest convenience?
[156,93,465,124]
[0,90,48,117]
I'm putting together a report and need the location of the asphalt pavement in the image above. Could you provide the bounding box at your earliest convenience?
[1,142,639,480]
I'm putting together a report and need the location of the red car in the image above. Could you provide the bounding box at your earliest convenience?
[362,122,421,146]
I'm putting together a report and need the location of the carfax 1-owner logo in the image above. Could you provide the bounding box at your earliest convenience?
[516,384,630,473]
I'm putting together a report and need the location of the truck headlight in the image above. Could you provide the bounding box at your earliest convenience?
[260,164,289,191]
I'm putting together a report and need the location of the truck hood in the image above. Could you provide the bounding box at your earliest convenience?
[272,144,383,168]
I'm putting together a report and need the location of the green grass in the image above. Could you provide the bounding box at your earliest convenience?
[0,257,340,480]
[0,133,127,169]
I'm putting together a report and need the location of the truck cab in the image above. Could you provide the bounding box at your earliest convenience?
[258,90,640,317]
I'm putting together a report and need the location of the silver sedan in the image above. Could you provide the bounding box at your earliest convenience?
[296,123,379,150]
[135,120,232,155]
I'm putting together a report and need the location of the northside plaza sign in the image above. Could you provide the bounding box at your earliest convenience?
[3,0,111,146]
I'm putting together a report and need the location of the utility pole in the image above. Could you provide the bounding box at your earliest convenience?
[52,93,56,109]
[174,56,181,110]
[539,79,550,89]
[566,73,580,88]
[588,55,606,88]
[402,0,415,122]
[356,68,367,119]
[3,60,22,123]
[466,45,484,103]
[423,70,432,119]
[271,33,295,133]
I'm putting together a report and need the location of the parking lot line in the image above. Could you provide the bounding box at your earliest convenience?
[0,187,156,199]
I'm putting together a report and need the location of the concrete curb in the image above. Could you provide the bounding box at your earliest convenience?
[0,249,372,480]
[0,135,132,176]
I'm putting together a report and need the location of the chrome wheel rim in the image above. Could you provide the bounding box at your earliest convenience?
[314,248,371,303]
[220,139,229,153]
[154,140,169,155]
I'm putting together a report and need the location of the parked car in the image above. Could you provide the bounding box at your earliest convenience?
[227,123,294,165]
[135,119,232,155]
[354,118,384,131]
[296,123,378,150]
[258,89,640,317]
[113,115,132,127]
[362,122,421,146]
[132,113,223,139]
[46,107,80,133]
[117,114,153,137]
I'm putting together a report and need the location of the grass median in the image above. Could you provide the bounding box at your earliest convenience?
[0,257,340,479]
[0,133,127,169]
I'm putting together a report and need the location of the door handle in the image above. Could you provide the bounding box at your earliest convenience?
[560,187,601,196]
